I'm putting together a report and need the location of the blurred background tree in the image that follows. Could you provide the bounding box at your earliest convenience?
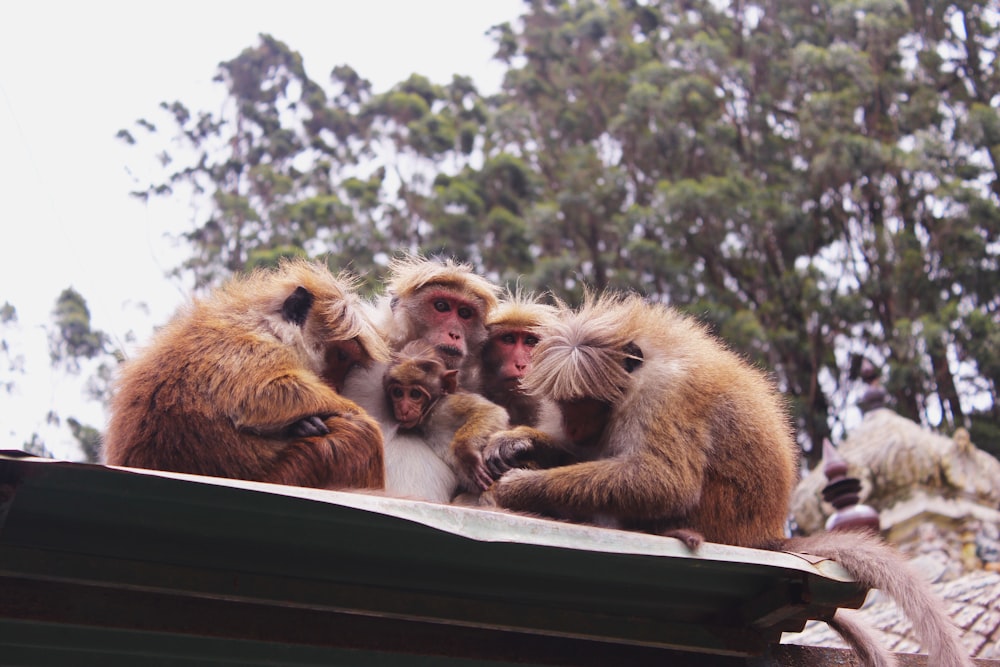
[3,291,115,463]
[121,0,1000,466]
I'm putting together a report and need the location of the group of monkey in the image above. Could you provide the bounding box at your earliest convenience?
[101,254,974,667]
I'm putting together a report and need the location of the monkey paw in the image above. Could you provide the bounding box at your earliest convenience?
[483,435,535,479]
[287,415,331,438]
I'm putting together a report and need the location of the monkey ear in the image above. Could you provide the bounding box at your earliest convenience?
[441,369,459,395]
[622,342,644,373]
[282,286,315,326]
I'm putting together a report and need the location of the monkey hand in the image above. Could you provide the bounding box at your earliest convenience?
[453,444,494,492]
[286,415,332,438]
[483,432,536,480]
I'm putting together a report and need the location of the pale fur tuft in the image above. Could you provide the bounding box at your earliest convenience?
[522,291,649,404]
[386,252,501,313]
[486,287,560,335]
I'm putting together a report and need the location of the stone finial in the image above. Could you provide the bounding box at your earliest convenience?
[820,439,880,534]
[855,357,888,414]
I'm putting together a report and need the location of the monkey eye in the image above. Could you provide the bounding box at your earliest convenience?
[457,305,474,319]
[409,389,424,400]
[500,332,516,345]
[390,387,405,399]
[525,335,540,347]
[434,299,450,313]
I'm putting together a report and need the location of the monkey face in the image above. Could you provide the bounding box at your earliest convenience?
[485,330,539,391]
[416,289,485,367]
[321,339,367,393]
[388,383,432,429]
[559,398,611,448]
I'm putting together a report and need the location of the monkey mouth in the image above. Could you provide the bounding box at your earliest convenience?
[500,377,525,392]
[434,345,465,370]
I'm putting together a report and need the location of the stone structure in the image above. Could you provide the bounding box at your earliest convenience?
[784,367,1000,659]
[791,409,1000,578]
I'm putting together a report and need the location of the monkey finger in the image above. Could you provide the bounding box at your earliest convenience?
[474,464,494,491]
[484,456,512,479]
[496,438,532,462]
[288,415,330,438]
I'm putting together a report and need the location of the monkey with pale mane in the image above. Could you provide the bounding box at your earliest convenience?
[103,259,389,490]
[384,341,509,495]
[482,292,972,667]
[342,253,503,502]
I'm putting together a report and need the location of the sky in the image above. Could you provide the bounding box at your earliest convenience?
[0,0,525,459]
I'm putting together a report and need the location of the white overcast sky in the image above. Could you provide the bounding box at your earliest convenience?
[0,0,524,459]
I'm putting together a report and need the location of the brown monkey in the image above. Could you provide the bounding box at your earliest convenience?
[384,341,509,495]
[481,289,559,426]
[342,254,503,501]
[482,292,972,667]
[382,252,501,385]
[103,259,389,490]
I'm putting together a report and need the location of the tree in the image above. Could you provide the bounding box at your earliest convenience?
[489,0,1000,463]
[1,301,24,395]
[49,288,108,373]
[46,289,114,463]
[123,2,1000,465]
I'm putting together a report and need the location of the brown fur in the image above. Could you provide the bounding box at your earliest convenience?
[103,259,389,490]
[786,531,971,667]
[342,254,505,502]
[483,291,972,667]
[384,253,501,386]
[490,292,796,544]
[385,342,510,494]
[481,289,559,426]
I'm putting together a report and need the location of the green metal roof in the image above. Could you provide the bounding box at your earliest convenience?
[0,450,869,666]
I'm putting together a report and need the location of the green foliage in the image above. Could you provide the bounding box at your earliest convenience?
[123,1,1000,466]
[49,288,108,374]
[1,302,23,395]
[22,434,54,459]
[67,418,102,464]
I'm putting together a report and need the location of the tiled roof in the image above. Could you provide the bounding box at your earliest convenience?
[784,568,1000,659]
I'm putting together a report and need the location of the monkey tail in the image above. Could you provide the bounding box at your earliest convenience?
[785,531,973,667]
[826,609,897,667]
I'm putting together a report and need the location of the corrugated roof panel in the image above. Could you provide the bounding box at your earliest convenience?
[0,451,869,665]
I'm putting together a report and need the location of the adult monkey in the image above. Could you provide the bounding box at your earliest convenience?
[382,252,501,386]
[342,253,502,501]
[103,259,389,490]
[480,289,559,427]
[482,292,972,667]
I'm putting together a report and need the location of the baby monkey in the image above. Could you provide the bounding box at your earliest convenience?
[384,341,510,496]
